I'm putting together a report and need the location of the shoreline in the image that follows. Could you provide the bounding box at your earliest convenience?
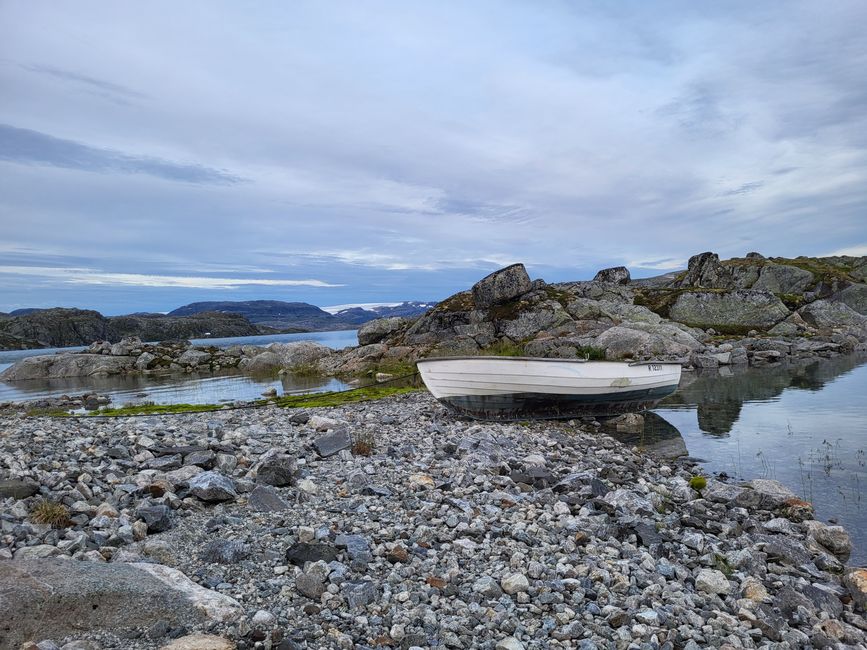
[2,392,865,648]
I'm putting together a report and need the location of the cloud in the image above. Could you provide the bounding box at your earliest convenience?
[0,266,341,289]
[20,63,147,104]
[628,258,688,271]
[0,124,245,185]
[823,245,867,257]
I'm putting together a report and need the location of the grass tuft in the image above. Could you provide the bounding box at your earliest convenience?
[31,500,71,528]
[351,431,376,456]
[688,475,707,492]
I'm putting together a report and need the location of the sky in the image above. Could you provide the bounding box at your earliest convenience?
[1,1,866,315]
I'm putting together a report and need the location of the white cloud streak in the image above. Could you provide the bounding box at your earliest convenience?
[0,266,341,289]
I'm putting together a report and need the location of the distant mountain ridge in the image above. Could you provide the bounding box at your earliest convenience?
[168,300,434,331]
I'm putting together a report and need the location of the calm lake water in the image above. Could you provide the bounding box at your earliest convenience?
[612,353,867,566]
[1,333,865,563]
[0,330,359,404]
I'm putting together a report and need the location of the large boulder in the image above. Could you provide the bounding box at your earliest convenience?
[0,353,135,381]
[594,323,701,360]
[177,349,211,367]
[752,263,814,294]
[677,252,733,289]
[268,341,334,367]
[358,317,408,345]
[471,264,532,308]
[668,290,789,331]
[798,299,867,329]
[0,559,242,648]
[593,266,631,285]
[835,284,867,315]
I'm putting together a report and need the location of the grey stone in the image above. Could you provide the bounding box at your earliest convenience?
[135,504,173,533]
[0,559,241,648]
[248,485,291,512]
[199,538,250,564]
[471,263,533,308]
[358,317,409,346]
[295,572,326,599]
[177,349,211,367]
[342,579,378,608]
[677,252,733,289]
[313,429,352,457]
[335,533,372,565]
[735,478,797,510]
[256,454,296,486]
[0,478,39,499]
[285,542,339,566]
[669,290,790,331]
[593,266,630,285]
[184,450,216,469]
[188,471,237,502]
[472,576,503,599]
[695,569,731,595]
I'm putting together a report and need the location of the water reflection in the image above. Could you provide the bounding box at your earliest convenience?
[606,411,689,459]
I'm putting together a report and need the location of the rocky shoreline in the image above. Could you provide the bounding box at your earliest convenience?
[2,392,866,649]
[3,252,867,387]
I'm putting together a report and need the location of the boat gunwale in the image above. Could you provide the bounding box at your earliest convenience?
[416,356,684,367]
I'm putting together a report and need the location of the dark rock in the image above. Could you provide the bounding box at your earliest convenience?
[754,604,785,641]
[313,429,352,458]
[148,454,182,471]
[248,485,291,512]
[295,572,326,599]
[471,263,533,308]
[285,543,339,566]
[184,450,216,469]
[593,266,630,285]
[0,478,39,499]
[135,504,173,533]
[257,454,297,486]
[678,252,732,289]
[335,533,372,565]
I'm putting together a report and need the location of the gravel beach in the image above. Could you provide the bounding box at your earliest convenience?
[2,392,866,649]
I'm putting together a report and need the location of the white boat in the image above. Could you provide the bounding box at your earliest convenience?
[416,356,682,420]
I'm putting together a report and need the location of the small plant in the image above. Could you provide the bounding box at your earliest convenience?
[688,475,707,492]
[713,553,734,577]
[31,500,71,528]
[480,340,526,357]
[351,431,375,456]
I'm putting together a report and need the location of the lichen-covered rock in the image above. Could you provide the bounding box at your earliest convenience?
[668,290,790,331]
[799,299,867,329]
[593,266,631,285]
[752,262,814,294]
[677,252,733,289]
[471,264,532,308]
[358,317,409,345]
[0,353,135,381]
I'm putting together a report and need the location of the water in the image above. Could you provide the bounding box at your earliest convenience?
[0,330,359,404]
[612,354,867,565]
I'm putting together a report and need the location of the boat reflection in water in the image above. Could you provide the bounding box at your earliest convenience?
[604,411,689,460]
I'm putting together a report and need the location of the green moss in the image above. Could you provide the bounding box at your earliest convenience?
[93,403,223,416]
[544,285,574,308]
[274,385,419,408]
[575,345,606,360]
[769,256,856,287]
[286,362,323,377]
[776,293,805,311]
[25,407,71,418]
[689,475,707,491]
[713,553,734,577]
[367,360,418,377]
[435,291,475,313]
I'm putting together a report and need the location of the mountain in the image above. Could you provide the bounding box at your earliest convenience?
[9,308,45,316]
[331,301,436,325]
[0,308,263,350]
[168,300,435,331]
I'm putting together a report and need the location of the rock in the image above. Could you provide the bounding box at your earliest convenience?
[0,478,39,499]
[606,412,643,433]
[135,351,158,370]
[473,576,503,599]
[295,572,326,599]
[177,349,211,367]
[593,266,631,285]
[199,539,250,564]
[669,290,790,331]
[799,299,867,329]
[267,341,333,368]
[313,429,351,457]
[159,635,236,650]
[736,478,797,510]
[358,317,409,346]
[677,252,733,289]
[471,263,532,308]
[248,485,291,512]
[0,560,241,648]
[701,480,744,504]
[335,533,372,565]
[836,283,867,315]
[342,580,378,608]
[0,354,135,381]
[256,453,297,486]
[184,450,216,469]
[188,471,237,502]
[695,569,731,595]
[135,504,173,533]
[741,577,769,602]
[753,263,814,294]
[285,543,339,566]
[807,521,852,558]
[844,568,867,612]
[501,573,530,595]
[601,488,654,515]
[495,638,525,650]
[594,323,701,360]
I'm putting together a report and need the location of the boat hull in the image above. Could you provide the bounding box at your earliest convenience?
[417,356,681,420]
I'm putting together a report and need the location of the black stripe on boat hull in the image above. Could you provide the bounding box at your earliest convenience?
[437,385,678,421]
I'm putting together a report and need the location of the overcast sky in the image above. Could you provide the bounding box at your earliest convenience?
[1,1,866,314]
